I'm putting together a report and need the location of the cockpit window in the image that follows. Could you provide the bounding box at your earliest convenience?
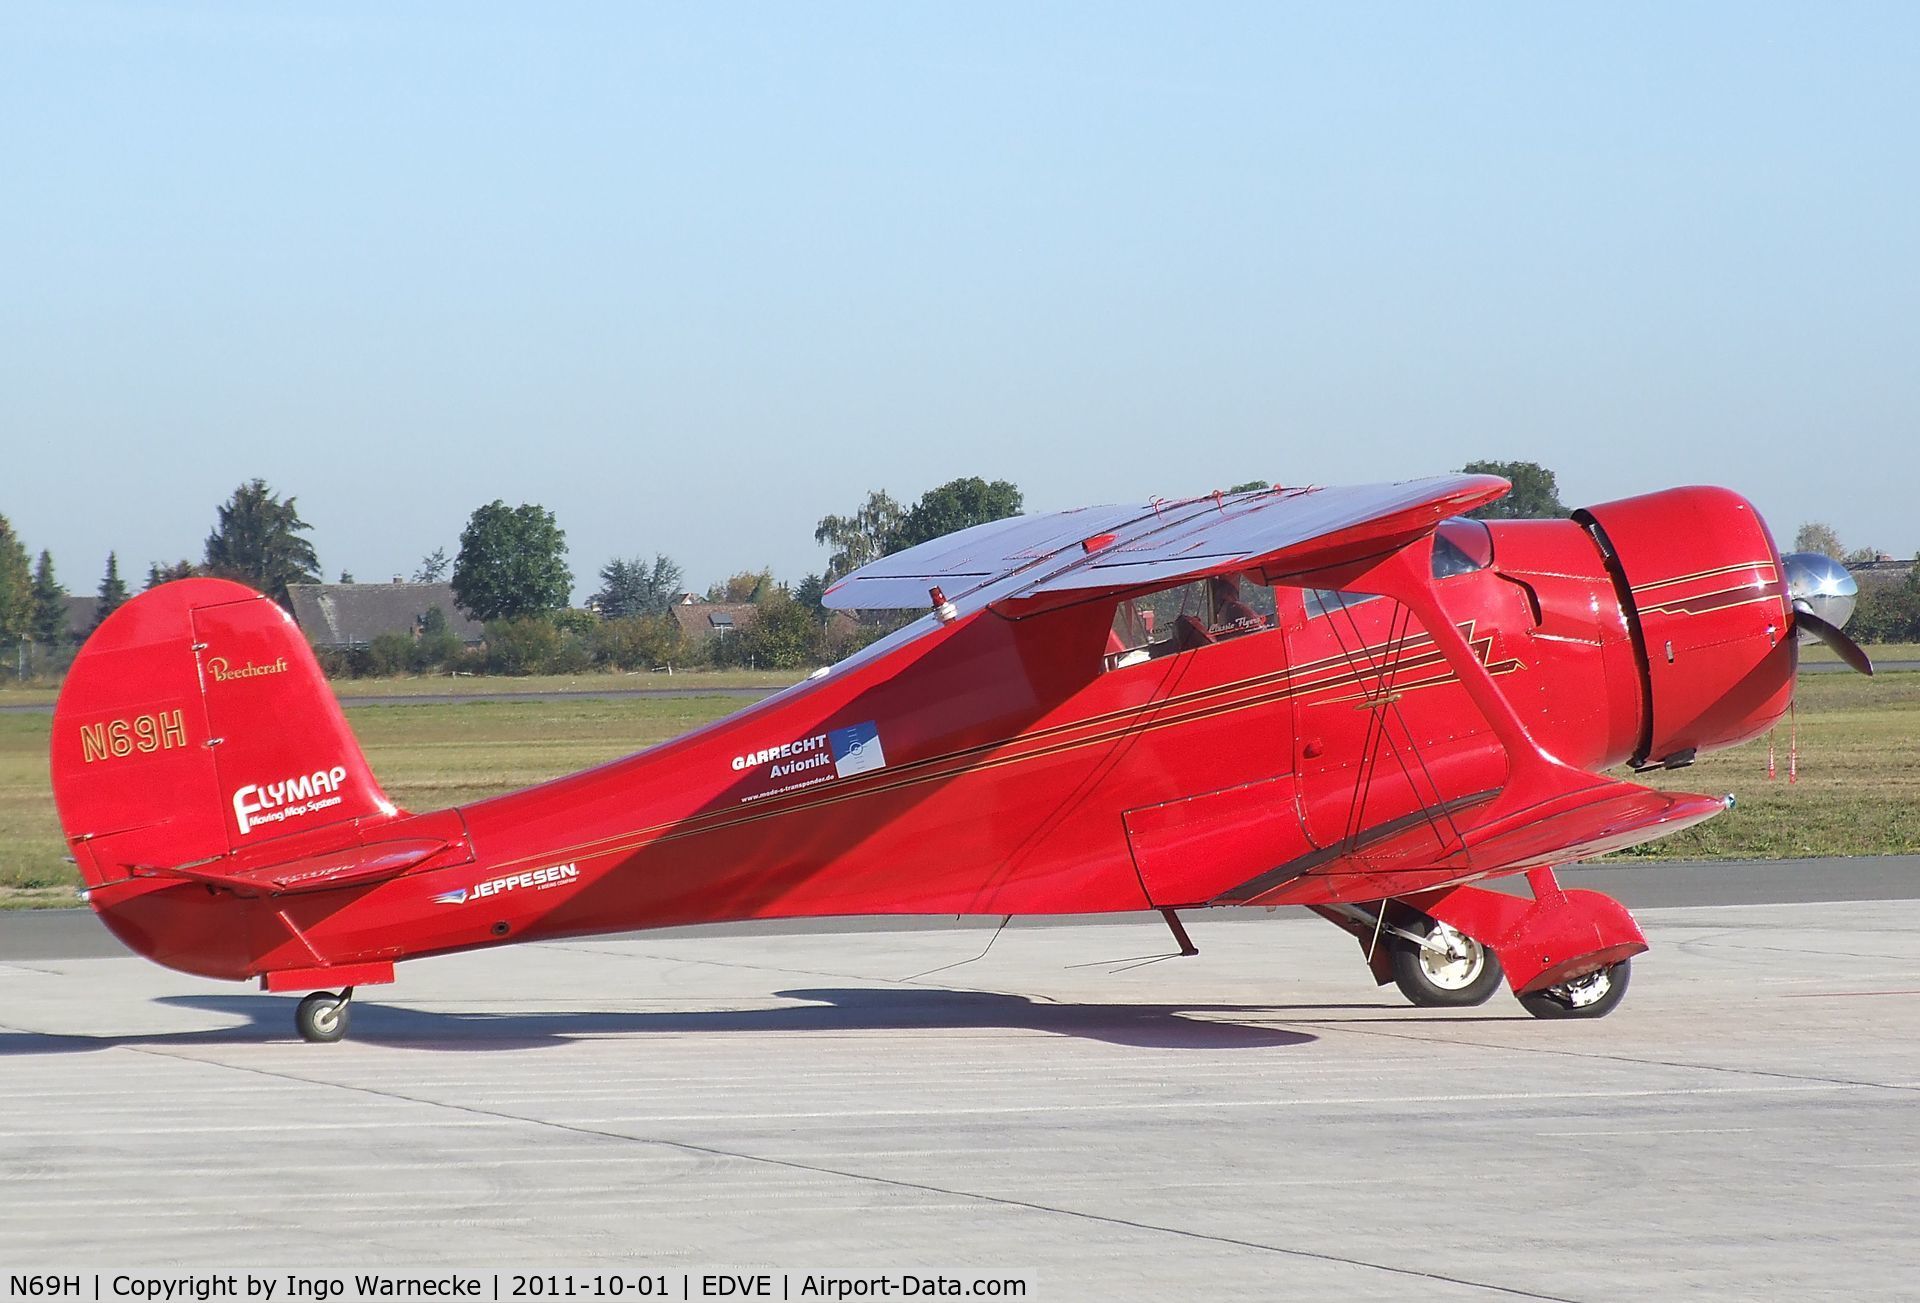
[1432,517,1493,578]
[1304,588,1381,620]
[1106,573,1277,670]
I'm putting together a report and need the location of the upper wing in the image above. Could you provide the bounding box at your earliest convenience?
[820,502,1158,610]
[821,476,1508,613]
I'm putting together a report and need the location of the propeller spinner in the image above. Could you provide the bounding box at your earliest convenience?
[1782,551,1873,675]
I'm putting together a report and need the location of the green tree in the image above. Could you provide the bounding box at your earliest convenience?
[482,616,564,674]
[706,568,775,604]
[451,501,572,622]
[793,572,828,616]
[593,553,683,619]
[816,477,1025,579]
[414,606,464,669]
[815,490,905,580]
[1793,523,1844,559]
[591,613,681,670]
[202,479,321,607]
[145,559,196,589]
[1850,585,1920,643]
[726,591,820,669]
[94,552,129,630]
[1227,479,1271,493]
[894,477,1024,551]
[0,516,31,648]
[30,551,67,645]
[413,547,450,582]
[367,631,416,676]
[1459,460,1567,520]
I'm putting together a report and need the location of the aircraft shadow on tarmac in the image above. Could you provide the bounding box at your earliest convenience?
[1,986,1322,1055]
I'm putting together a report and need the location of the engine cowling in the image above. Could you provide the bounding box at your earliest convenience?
[1574,487,1796,769]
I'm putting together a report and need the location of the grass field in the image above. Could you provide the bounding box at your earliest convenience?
[1,645,1904,702]
[332,668,802,697]
[1801,640,1920,665]
[0,694,753,908]
[4,672,1915,909]
[1620,672,1920,859]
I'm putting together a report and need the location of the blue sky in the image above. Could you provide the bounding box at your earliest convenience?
[4,2,1916,596]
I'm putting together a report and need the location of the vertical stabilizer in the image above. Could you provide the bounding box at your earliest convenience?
[51,578,394,889]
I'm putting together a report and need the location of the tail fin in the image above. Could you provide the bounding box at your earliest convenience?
[51,578,396,888]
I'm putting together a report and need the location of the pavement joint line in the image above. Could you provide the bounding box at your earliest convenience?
[1544,1126,1755,1137]
[120,1043,1587,1302]
[1268,1015,1920,1095]
[1641,897,1920,913]
[1681,938,1920,962]
[4,1078,1870,1139]
[470,1082,1877,1124]
[1833,1160,1920,1169]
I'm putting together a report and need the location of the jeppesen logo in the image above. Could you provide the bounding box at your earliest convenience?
[232,766,350,835]
[433,863,580,906]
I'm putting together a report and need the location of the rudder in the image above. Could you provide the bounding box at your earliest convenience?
[51,578,395,890]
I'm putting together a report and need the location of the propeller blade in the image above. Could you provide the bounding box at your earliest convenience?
[1797,611,1875,676]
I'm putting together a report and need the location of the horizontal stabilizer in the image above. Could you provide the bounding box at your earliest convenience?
[132,837,449,897]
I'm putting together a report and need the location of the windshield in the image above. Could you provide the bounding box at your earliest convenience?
[1432,517,1493,578]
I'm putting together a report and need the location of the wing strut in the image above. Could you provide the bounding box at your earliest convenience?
[1311,583,1471,865]
[1371,546,1564,772]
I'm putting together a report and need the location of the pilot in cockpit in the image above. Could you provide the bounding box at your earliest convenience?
[1209,574,1266,637]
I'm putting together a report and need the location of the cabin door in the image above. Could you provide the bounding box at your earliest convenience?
[1117,574,1315,907]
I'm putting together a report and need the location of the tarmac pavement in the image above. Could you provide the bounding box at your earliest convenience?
[3,873,1918,1300]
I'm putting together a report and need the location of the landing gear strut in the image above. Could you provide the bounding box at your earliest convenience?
[1318,886,1642,1019]
[295,988,353,1043]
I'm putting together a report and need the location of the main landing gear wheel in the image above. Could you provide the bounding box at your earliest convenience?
[295,989,352,1043]
[1518,959,1631,1020]
[1389,915,1504,1008]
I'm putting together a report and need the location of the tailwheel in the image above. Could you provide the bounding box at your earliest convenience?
[1518,959,1631,1020]
[1389,914,1504,1008]
[295,989,352,1043]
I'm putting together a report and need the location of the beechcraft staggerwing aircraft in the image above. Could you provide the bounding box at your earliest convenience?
[50,475,1870,1041]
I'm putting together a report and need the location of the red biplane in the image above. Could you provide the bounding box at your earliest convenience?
[49,476,1870,1041]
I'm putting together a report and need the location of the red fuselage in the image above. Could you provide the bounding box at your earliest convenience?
[64,487,1795,983]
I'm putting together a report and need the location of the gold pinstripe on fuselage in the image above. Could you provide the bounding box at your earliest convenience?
[468,621,1523,876]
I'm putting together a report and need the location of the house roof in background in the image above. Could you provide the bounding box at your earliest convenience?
[668,601,757,640]
[285,582,484,649]
[61,594,96,638]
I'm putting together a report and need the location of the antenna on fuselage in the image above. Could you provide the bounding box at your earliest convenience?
[899,914,1013,982]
